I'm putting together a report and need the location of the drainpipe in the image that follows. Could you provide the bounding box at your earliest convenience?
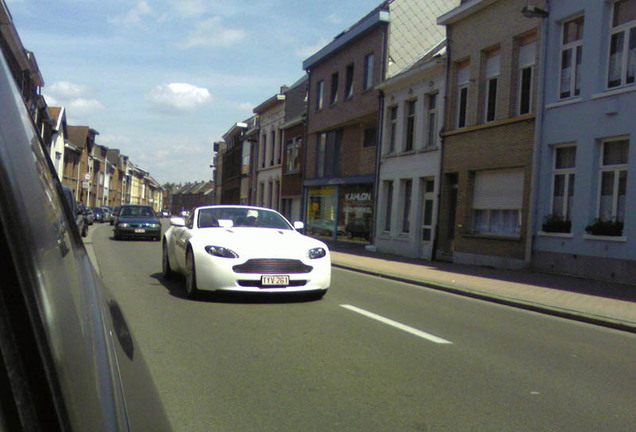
[524,1,550,266]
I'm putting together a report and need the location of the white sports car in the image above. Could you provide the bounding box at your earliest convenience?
[162,205,331,299]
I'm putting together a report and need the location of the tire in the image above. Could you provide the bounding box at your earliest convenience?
[162,242,176,280]
[81,225,88,238]
[185,248,199,300]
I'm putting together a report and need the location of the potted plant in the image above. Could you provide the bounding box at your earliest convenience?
[585,218,624,236]
[542,213,571,233]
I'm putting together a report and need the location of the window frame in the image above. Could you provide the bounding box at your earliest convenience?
[387,105,398,154]
[559,16,584,99]
[401,179,413,234]
[404,99,417,152]
[330,72,339,105]
[383,180,393,232]
[345,63,354,98]
[550,144,577,221]
[363,53,374,91]
[484,49,500,123]
[596,138,629,222]
[607,0,636,89]
[316,80,324,111]
[425,93,438,149]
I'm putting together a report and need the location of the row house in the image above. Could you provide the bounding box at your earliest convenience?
[531,0,635,284]
[171,182,215,215]
[48,106,67,177]
[301,0,458,241]
[213,0,635,283]
[436,0,541,269]
[254,87,287,210]
[375,41,447,260]
[280,76,308,222]
[220,120,247,204]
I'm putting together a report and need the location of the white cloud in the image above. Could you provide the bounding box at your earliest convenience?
[110,1,153,27]
[44,81,104,121]
[183,17,246,48]
[238,102,255,111]
[325,14,343,25]
[295,39,329,58]
[147,83,212,114]
[173,0,208,18]
[48,81,87,99]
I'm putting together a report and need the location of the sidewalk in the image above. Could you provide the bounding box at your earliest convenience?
[325,240,636,333]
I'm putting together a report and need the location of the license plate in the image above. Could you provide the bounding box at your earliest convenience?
[134,229,145,233]
[261,275,290,286]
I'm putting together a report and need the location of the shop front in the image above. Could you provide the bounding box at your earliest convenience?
[304,182,374,242]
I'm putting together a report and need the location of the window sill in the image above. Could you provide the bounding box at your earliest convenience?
[417,146,439,153]
[463,232,522,241]
[583,234,627,242]
[537,231,573,238]
[592,85,636,100]
[545,97,583,110]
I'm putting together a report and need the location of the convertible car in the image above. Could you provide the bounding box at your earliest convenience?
[162,206,331,299]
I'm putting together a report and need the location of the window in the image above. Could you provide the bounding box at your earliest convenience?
[384,181,393,231]
[560,17,584,99]
[472,169,524,235]
[551,145,576,220]
[425,93,437,148]
[315,130,342,178]
[330,72,339,105]
[598,139,629,222]
[363,53,374,90]
[456,60,470,128]
[484,49,499,122]
[363,128,376,148]
[270,130,275,166]
[608,0,636,88]
[518,38,536,115]
[345,63,354,98]
[316,80,324,110]
[260,133,266,168]
[241,143,250,175]
[421,179,435,242]
[404,99,416,151]
[387,106,398,153]
[401,179,412,233]
[285,137,300,174]
[316,133,326,177]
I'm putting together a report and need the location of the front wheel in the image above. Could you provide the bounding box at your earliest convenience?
[185,249,199,300]
[162,242,176,280]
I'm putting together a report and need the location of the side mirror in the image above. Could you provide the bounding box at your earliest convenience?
[293,221,304,231]
[170,217,186,227]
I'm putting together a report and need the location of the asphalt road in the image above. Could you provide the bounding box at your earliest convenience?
[89,222,636,432]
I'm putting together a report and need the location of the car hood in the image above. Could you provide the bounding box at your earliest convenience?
[191,228,329,259]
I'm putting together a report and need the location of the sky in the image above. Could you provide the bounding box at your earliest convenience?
[7,0,383,185]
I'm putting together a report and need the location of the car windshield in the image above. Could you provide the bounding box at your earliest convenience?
[120,206,155,218]
[197,207,292,230]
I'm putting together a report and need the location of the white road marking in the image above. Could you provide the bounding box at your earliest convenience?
[340,304,453,344]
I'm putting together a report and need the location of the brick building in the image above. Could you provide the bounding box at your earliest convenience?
[436,0,541,268]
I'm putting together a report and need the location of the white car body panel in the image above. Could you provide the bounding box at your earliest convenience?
[164,206,331,294]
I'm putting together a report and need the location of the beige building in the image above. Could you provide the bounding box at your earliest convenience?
[436,0,542,268]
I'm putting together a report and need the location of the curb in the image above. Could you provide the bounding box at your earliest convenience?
[332,262,636,334]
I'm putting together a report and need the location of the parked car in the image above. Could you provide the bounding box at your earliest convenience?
[92,207,106,223]
[84,207,95,225]
[0,49,171,430]
[62,185,88,237]
[345,218,372,240]
[114,205,162,241]
[307,219,342,236]
[162,205,331,299]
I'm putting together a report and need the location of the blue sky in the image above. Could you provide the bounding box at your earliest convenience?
[7,0,383,184]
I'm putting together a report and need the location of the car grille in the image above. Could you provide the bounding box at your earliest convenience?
[233,259,313,274]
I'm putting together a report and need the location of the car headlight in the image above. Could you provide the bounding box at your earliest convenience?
[205,245,239,259]
[118,223,129,228]
[308,247,326,259]
[148,223,160,228]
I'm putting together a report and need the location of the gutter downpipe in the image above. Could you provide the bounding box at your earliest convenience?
[370,19,390,250]
[525,2,550,266]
